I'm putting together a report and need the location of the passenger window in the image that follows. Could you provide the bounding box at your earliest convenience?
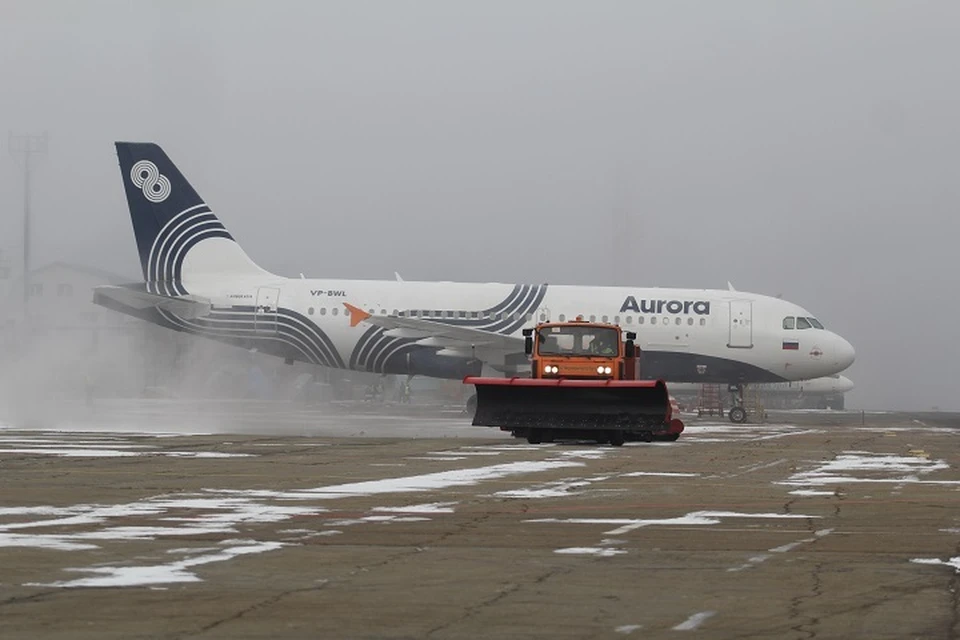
[308,307,315,315]
[392,309,399,316]
[474,311,481,319]
[602,315,609,323]
[589,315,596,322]
[625,316,632,324]
[614,315,620,324]
[651,317,657,325]
[699,318,706,326]
[687,317,693,326]
[380,309,387,315]
[558,314,566,322]
[637,317,644,325]
[332,308,339,316]
[540,313,546,322]
[783,316,795,330]
[320,308,327,316]
[675,318,681,326]
[796,317,812,330]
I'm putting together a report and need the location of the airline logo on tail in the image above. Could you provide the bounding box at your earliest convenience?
[130,160,171,203]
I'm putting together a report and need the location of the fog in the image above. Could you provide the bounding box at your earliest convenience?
[2,1,958,411]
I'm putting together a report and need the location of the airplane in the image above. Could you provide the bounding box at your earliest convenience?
[93,142,855,422]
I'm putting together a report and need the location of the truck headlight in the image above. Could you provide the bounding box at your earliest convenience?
[604,366,612,374]
[596,365,605,374]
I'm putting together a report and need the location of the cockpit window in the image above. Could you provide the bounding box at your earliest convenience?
[782,316,795,330]
[795,317,812,330]
[808,317,824,329]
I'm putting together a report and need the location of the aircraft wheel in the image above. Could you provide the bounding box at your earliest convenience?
[608,431,625,447]
[729,406,747,423]
[527,429,542,445]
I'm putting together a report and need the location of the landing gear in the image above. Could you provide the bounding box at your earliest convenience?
[728,383,747,423]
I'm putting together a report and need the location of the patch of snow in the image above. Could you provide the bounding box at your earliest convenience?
[555,547,627,557]
[673,611,716,631]
[33,542,285,588]
[371,502,458,514]
[911,557,960,573]
[622,472,699,478]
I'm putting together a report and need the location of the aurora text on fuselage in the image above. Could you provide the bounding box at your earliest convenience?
[619,297,711,315]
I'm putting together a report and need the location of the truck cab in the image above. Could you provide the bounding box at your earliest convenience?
[524,320,639,381]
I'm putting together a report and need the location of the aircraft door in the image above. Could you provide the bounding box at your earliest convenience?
[727,300,753,348]
[255,287,280,334]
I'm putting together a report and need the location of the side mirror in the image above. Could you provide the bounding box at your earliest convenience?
[625,331,637,341]
[524,336,533,355]
[625,340,635,358]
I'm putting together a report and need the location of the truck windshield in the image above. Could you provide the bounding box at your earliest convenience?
[537,326,619,356]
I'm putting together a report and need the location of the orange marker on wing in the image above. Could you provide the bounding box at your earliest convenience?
[343,303,371,327]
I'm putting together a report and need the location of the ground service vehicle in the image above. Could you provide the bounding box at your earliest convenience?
[464,320,684,445]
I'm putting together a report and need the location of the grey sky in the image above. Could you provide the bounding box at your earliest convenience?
[2,1,958,410]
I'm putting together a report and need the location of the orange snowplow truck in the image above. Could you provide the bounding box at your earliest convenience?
[464,320,684,446]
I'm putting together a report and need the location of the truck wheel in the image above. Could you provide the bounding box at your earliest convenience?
[527,429,542,445]
[655,433,680,442]
[729,406,747,423]
[465,394,477,417]
[608,431,625,447]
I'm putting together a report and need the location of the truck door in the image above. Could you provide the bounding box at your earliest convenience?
[727,300,753,348]
[255,287,280,334]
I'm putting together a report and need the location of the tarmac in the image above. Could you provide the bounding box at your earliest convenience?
[1,402,959,639]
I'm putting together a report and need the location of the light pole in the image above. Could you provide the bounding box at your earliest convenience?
[7,132,48,317]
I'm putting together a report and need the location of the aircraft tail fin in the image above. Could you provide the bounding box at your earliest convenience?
[115,142,270,293]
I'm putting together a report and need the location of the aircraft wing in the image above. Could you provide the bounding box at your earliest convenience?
[344,303,523,356]
[93,285,212,319]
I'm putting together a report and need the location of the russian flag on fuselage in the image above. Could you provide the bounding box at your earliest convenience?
[782,340,800,350]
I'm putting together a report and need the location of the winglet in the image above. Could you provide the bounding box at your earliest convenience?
[727,281,737,292]
[394,271,404,282]
[343,302,371,327]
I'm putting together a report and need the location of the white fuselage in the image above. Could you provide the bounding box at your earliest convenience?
[181,271,856,384]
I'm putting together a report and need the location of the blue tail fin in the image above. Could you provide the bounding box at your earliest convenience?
[115,142,268,292]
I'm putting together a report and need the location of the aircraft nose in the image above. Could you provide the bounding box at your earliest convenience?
[833,334,855,370]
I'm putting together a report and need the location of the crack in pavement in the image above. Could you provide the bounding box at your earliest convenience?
[737,576,938,639]
[788,561,823,639]
[0,590,62,608]
[423,566,573,638]
[949,538,960,640]
[176,583,330,639]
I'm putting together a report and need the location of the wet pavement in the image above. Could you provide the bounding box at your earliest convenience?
[1,408,958,639]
